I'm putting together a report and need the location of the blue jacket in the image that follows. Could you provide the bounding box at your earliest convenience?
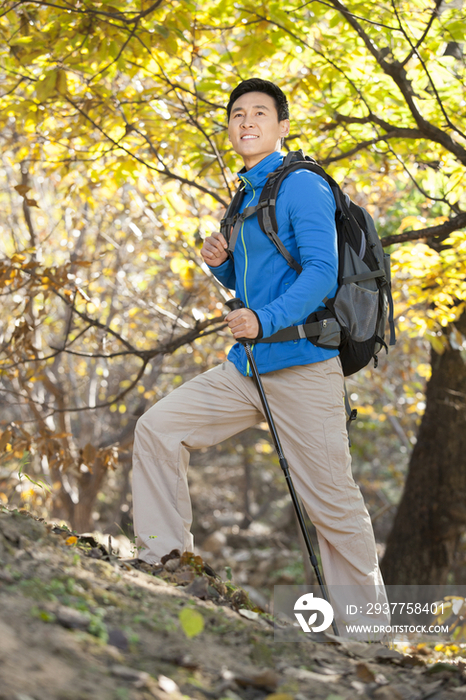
[210,151,339,376]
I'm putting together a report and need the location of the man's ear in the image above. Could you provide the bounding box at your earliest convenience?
[280,119,290,139]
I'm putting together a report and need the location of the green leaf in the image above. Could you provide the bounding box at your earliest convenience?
[153,23,170,38]
[178,607,204,638]
[35,71,58,101]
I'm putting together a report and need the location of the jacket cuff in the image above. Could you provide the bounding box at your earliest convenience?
[251,310,263,340]
[207,258,232,272]
[255,309,272,339]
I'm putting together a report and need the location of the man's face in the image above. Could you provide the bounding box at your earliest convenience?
[228,91,290,170]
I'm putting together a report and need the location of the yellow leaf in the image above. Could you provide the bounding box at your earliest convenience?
[35,71,57,101]
[171,258,196,289]
[180,266,194,290]
[399,216,425,232]
[56,70,67,94]
[179,608,204,638]
[65,536,78,546]
[170,257,184,274]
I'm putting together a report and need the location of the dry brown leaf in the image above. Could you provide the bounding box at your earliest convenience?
[184,576,209,599]
[284,667,341,684]
[372,686,404,700]
[81,443,96,467]
[234,669,279,691]
[356,662,376,682]
[0,430,12,452]
[173,568,196,584]
[14,184,31,196]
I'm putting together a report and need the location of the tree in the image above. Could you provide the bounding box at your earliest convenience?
[0,0,465,577]
[382,310,466,584]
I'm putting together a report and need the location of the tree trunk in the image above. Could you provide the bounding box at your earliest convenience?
[381,312,466,585]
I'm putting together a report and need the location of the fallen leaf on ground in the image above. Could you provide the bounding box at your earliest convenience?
[111,665,149,687]
[108,628,129,651]
[238,608,259,621]
[55,606,89,630]
[356,662,376,682]
[158,675,180,693]
[284,667,341,684]
[179,607,204,638]
[173,568,196,584]
[184,576,210,599]
[164,557,180,572]
[372,686,404,700]
[234,669,279,691]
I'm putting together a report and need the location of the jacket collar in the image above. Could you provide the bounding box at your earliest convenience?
[237,151,283,192]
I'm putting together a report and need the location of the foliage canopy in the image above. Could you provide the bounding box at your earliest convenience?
[0,0,465,522]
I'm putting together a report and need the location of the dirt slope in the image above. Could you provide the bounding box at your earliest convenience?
[0,508,465,700]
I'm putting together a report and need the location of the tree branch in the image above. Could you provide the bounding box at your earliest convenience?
[0,315,227,414]
[399,0,443,68]
[326,112,423,136]
[382,212,466,247]
[13,0,164,24]
[390,0,466,141]
[326,0,466,166]
[385,142,457,210]
[291,0,400,31]
[63,95,228,206]
[88,19,140,83]
[243,7,373,115]
[320,128,427,165]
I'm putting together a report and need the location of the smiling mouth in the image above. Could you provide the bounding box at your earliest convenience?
[241,135,259,140]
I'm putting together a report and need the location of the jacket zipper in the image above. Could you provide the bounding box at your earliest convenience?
[240,176,256,377]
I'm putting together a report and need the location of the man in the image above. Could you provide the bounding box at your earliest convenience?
[132,78,389,635]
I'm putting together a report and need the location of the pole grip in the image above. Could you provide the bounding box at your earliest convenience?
[225,297,245,312]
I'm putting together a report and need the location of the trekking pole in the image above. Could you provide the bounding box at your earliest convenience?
[225,298,338,636]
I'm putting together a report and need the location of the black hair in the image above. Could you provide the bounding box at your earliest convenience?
[226,78,289,122]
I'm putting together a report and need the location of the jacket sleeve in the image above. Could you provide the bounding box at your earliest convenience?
[255,170,338,339]
[207,257,236,291]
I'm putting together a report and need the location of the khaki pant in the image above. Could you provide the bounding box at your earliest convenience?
[132,357,389,633]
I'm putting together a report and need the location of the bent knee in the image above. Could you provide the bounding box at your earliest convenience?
[136,403,166,437]
[135,399,186,444]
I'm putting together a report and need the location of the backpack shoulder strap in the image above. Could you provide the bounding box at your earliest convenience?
[256,153,339,275]
[220,181,246,258]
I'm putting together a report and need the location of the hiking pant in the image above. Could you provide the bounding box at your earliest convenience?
[132,356,389,634]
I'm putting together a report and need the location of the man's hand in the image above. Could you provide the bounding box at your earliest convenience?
[225,308,259,340]
[200,232,229,267]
